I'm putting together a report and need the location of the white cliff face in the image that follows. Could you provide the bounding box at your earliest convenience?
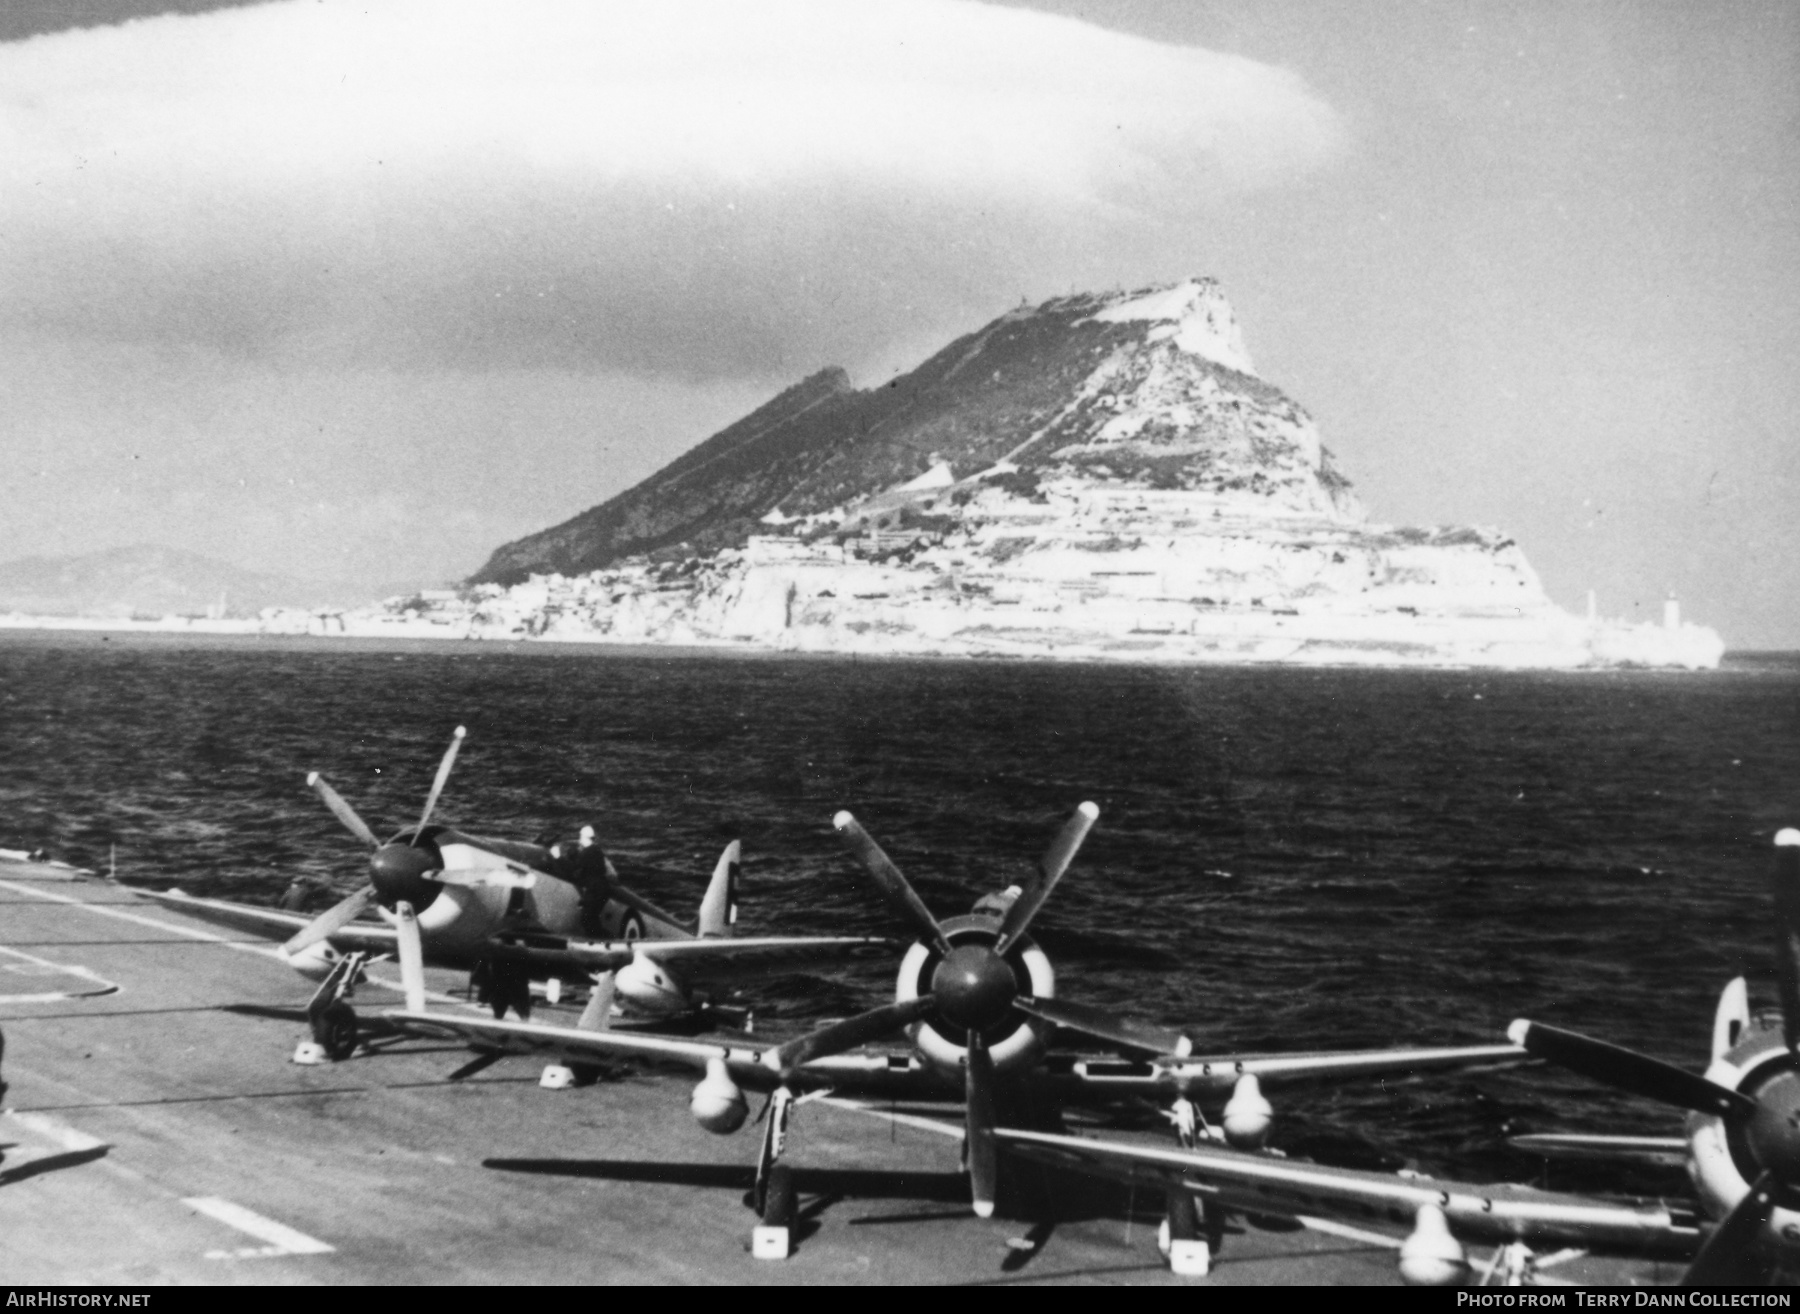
[333,474,1722,669]
[1081,278,1257,376]
[326,279,1723,670]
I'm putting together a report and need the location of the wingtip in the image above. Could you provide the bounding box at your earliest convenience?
[1506,1018,1531,1046]
[1077,801,1099,820]
[305,771,320,787]
[452,725,467,739]
[833,810,855,831]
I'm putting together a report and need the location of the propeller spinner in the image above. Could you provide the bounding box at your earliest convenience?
[1509,827,1800,1286]
[283,727,528,955]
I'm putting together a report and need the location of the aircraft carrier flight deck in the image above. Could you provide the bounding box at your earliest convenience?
[0,855,1678,1286]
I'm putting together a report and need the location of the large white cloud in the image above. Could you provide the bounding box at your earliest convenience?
[0,0,1343,377]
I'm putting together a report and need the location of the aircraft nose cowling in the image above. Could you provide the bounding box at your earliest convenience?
[370,842,442,911]
[931,944,1017,1033]
[1746,1069,1800,1184]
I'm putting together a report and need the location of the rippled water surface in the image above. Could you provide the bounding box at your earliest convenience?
[3,631,1797,1183]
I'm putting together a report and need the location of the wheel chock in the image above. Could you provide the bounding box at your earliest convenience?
[1168,1239,1211,1276]
[291,1041,328,1066]
[754,1161,797,1259]
[539,1064,576,1089]
[751,1226,791,1260]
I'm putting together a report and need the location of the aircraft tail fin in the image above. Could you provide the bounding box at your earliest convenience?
[1712,976,1751,1063]
[697,841,741,938]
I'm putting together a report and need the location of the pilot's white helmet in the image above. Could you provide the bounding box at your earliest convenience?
[578,824,596,849]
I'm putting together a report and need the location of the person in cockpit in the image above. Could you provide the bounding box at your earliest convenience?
[548,824,612,938]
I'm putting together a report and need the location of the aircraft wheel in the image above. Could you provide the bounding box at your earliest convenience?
[1167,1189,1199,1242]
[761,1163,797,1228]
[315,1002,359,1061]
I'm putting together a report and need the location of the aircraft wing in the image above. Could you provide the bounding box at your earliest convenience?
[387,1009,764,1071]
[633,935,891,971]
[487,933,891,980]
[993,1128,1700,1255]
[382,1010,954,1098]
[1056,1043,1528,1099]
[1181,1042,1530,1089]
[128,888,399,954]
[1509,1134,1690,1168]
[628,936,889,961]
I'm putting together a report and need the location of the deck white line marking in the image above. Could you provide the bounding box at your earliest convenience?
[183,1196,335,1259]
[1295,1214,1402,1249]
[0,943,120,1001]
[0,880,481,1009]
[5,1109,109,1153]
[0,880,288,961]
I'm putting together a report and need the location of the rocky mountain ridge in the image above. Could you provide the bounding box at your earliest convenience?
[404,280,1720,669]
[472,279,1359,585]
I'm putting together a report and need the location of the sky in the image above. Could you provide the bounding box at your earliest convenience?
[1,1,1795,645]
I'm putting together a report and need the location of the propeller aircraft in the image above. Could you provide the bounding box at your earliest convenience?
[1505,825,1800,1286]
[383,800,1527,1259]
[977,827,1800,1286]
[132,727,887,1062]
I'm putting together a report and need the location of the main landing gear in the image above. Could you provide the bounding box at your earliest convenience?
[751,1086,798,1260]
[293,951,373,1065]
[1155,1097,1227,1275]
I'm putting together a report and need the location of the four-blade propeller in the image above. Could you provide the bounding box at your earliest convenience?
[763,803,1099,1216]
[1510,828,1800,1286]
[283,727,531,955]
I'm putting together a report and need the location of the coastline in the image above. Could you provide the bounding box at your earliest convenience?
[0,615,1780,673]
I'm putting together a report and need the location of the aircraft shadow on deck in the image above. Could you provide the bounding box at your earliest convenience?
[0,1145,108,1186]
[219,1003,313,1024]
[483,1155,1152,1226]
[485,1157,967,1201]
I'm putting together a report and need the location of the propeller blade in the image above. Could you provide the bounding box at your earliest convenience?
[833,812,949,953]
[1682,1172,1778,1287]
[281,883,376,955]
[435,866,536,891]
[394,899,426,1013]
[1013,995,1191,1058]
[994,803,1098,955]
[770,996,933,1075]
[414,725,466,843]
[965,1029,999,1218]
[1508,1020,1757,1120]
[1772,829,1800,1053]
[308,773,380,849]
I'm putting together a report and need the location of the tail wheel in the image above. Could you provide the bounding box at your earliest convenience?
[623,913,643,942]
[315,1001,359,1061]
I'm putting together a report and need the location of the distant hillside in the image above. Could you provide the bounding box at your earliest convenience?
[470,281,1356,586]
[0,545,380,618]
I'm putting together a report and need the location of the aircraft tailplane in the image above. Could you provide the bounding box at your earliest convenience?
[697,841,741,938]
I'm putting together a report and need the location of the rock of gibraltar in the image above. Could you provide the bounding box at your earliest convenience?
[331,279,1722,668]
